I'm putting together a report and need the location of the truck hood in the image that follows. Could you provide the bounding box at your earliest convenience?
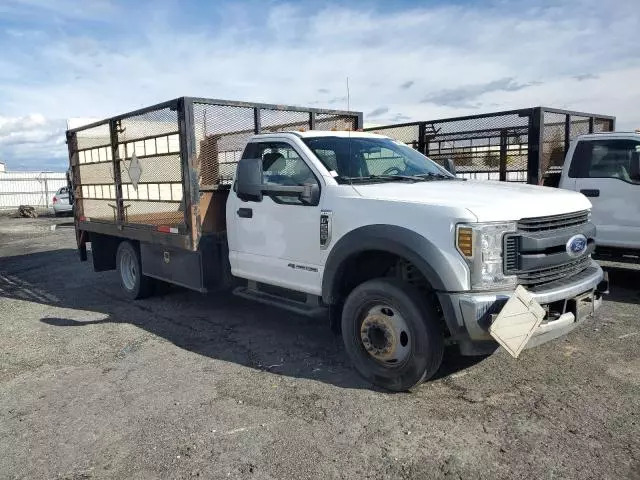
[352,180,591,222]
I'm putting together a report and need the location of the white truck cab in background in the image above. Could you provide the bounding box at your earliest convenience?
[558,132,640,259]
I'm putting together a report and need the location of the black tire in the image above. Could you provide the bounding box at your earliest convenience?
[116,241,154,300]
[341,278,444,391]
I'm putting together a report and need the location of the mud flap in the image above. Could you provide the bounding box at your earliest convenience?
[489,285,546,358]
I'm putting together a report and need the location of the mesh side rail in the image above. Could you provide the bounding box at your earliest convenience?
[541,112,567,175]
[116,106,185,228]
[193,103,360,187]
[366,108,614,184]
[316,113,359,131]
[70,122,117,221]
[193,103,256,188]
[541,112,615,178]
[367,124,421,147]
[70,106,186,228]
[368,112,531,182]
[423,112,529,181]
[593,117,614,133]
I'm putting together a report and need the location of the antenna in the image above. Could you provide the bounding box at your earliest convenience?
[346,76,353,183]
[346,77,350,113]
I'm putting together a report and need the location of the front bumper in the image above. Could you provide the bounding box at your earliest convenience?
[53,203,73,213]
[438,260,607,356]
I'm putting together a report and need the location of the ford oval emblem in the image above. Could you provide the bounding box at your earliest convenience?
[566,234,588,258]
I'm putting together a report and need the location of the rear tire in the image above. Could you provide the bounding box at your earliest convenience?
[116,241,154,300]
[341,278,444,391]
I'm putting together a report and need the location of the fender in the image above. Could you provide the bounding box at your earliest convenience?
[322,224,467,304]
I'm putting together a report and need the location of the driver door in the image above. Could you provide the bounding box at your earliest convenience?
[227,140,324,295]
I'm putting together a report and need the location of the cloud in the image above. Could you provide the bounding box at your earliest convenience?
[368,107,390,118]
[421,77,541,108]
[327,96,347,105]
[0,114,66,170]
[0,0,638,170]
[574,73,599,81]
[390,114,412,122]
[400,81,414,90]
[0,0,118,23]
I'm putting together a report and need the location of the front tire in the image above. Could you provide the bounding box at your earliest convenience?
[116,241,154,300]
[341,278,444,391]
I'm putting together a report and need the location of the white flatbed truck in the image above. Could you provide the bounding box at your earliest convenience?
[67,97,608,391]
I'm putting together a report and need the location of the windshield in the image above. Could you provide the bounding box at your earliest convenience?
[302,136,455,183]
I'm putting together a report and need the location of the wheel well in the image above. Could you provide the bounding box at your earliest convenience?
[335,250,433,301]
[330,250,449,335]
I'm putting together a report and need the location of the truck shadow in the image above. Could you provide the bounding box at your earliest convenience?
[600,265,640,305]
[2,248,488,391]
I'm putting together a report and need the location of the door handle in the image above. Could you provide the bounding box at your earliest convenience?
[237,207,253,218]
[580,189,600,197]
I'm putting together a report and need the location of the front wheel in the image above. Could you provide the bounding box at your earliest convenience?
[116,241,154,300]
[341,278,444,391]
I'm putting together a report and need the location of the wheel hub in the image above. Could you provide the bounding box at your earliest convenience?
[360,305,410,365]
[120,250,137,291]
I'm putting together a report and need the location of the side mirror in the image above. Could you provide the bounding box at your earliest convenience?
[630,151,640,181]
[236,158,263,202]
[444,158,457,175]
[236,157,321,206]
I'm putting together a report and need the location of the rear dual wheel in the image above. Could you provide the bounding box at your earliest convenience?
[341,278,444,391]
[116,241,154,300]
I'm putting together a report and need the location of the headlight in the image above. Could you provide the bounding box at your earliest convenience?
[456,222,517,290]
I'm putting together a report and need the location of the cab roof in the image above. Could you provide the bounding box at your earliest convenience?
[254,130,388,139]
[577,131,640,140]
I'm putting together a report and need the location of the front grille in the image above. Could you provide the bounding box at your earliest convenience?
[504,236,519,271]
[517,255,592,287]
[517,210,589,232]
[506,210,593,287]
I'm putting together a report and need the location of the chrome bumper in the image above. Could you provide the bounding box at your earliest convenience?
[438,260,606,356]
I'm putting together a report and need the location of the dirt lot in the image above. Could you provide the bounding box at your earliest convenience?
[0,216,638,479]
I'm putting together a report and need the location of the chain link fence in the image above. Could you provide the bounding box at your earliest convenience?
[0,172,67,213]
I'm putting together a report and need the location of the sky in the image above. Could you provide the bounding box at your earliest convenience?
[0,0,639,171]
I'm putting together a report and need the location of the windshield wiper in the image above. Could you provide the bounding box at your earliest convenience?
[415,172,456,180]
[340,174,427,183]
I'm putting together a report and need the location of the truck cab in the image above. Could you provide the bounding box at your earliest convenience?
[558,132,640,257]
[229,131,607,390]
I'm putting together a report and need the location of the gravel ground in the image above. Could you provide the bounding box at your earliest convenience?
[0,216,638,479]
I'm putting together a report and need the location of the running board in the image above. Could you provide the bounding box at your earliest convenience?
[233,286,328,318]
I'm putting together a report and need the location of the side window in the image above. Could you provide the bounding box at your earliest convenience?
[253,142,316,186]
[572,140,640,183]
[256,142,318,205]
